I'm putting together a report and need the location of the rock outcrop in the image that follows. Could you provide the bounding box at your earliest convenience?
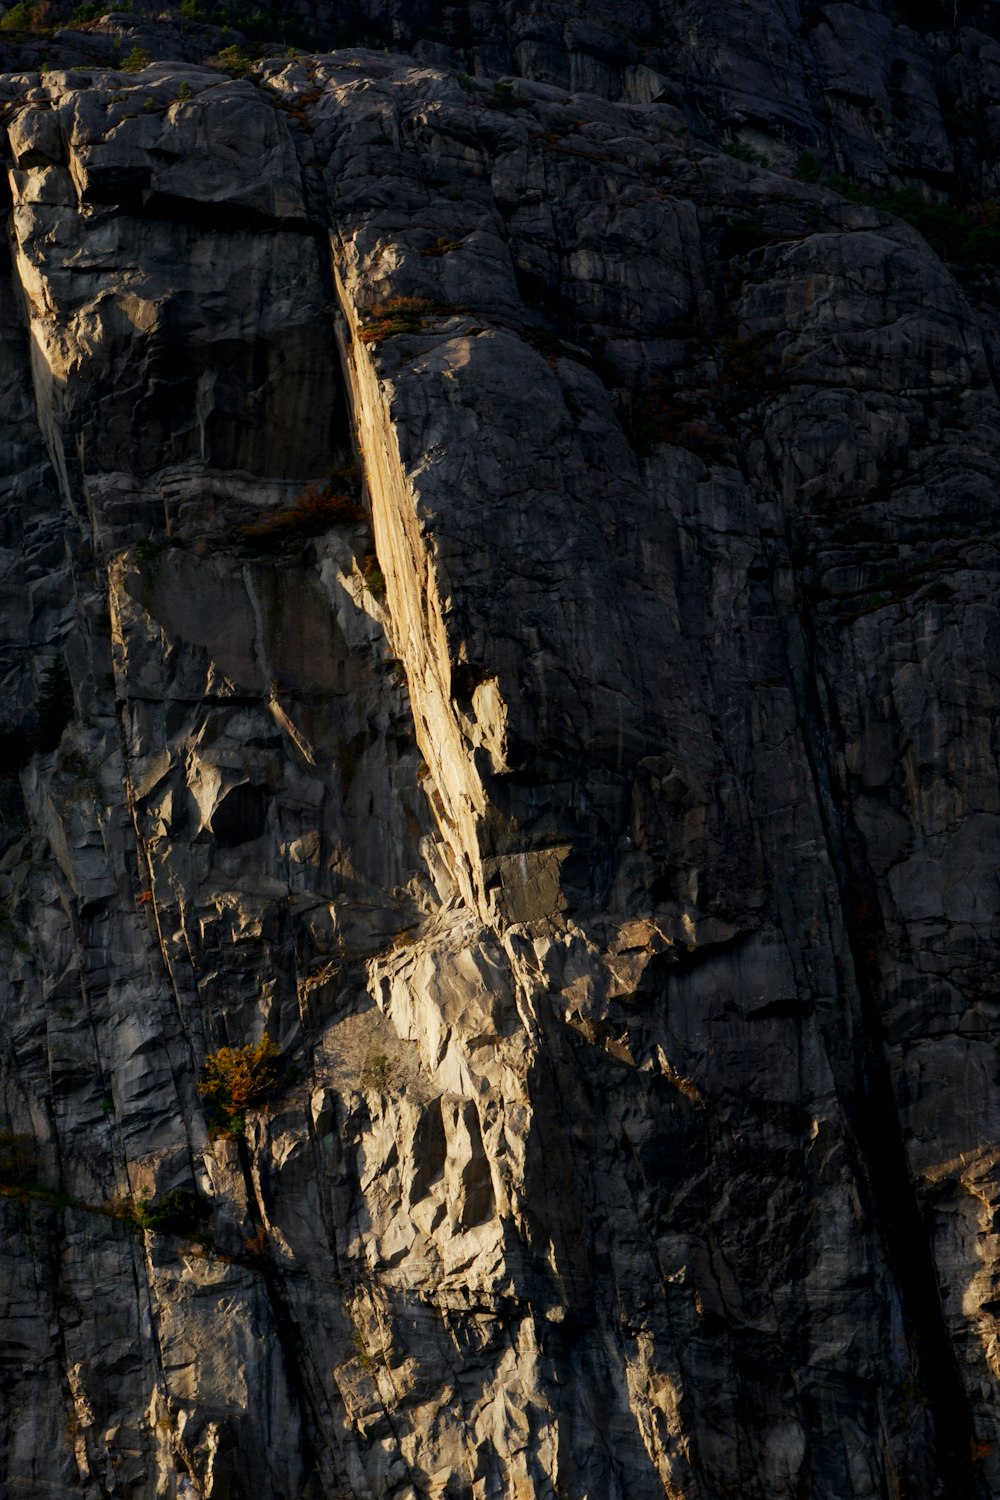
[1,8,1000,1498]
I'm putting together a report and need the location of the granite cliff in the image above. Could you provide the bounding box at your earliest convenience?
[1,3,1000,1497]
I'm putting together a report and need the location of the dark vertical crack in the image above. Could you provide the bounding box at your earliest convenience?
[234,1135,356,1500]
[770,550,987,1498]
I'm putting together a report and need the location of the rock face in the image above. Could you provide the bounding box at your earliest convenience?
[2,8,1000,1499]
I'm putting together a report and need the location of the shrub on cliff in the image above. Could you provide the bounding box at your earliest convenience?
[35,658,75,752]
[0,1,53,33]
[216,43,253,75]
[197,1034,281,1135]
[134,1186,210,1235]
[71,1,112,21]
[121,46,152,73]
[793,155,1000,276]
[238,480,365,549]
[0,656,75,776]
[358,296,437,344]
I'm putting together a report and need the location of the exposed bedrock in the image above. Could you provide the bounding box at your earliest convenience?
[7,0,1000,198]
[0,35,998,1500]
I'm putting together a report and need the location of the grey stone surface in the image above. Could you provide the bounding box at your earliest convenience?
[0,23,999,1500]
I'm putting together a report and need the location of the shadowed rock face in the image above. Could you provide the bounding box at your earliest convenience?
[8,0,1000,197]
[0,13,1000,1500]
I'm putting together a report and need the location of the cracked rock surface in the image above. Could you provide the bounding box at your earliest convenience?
[1,12,1000,1499]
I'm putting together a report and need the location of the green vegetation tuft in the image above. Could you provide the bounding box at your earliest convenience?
[0,656,76,775]
[793,155,1000,278]
[216,41,252,75]
[358,296,438,345]
[35,658,75,754]
[351,1323,375,1370]
[134,1186,209,1234]
[722,142,769,167]
[180,0,315,48]
[133,533,182,585]
[879,189,1000,270]
[360,1049,393,1091]
[0,1,42,32]
[71,0,112,21]
[794,150,824,184]
[361,554,385,595]
[121,46,152,72]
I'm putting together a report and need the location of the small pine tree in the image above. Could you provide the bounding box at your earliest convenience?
[35,659,74,752]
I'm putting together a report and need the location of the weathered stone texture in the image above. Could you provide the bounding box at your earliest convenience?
[1,11,1000,1499]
